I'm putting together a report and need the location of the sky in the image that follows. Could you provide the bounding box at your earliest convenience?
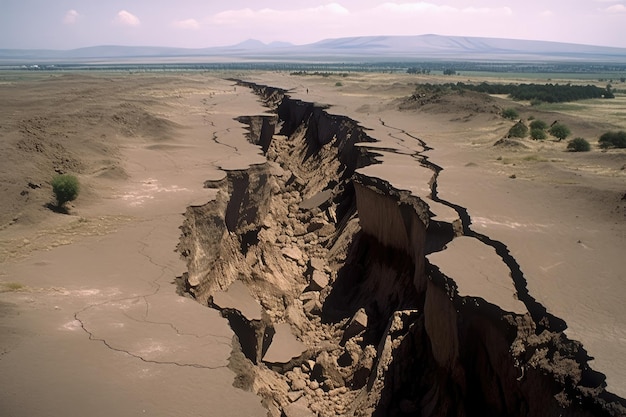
[1,0,625,50]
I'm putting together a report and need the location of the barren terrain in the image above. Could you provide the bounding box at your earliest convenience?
[1,71,625,416]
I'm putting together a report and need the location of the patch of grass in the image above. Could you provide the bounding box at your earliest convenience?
[0,282,25,292]
[532,102,588,112]
[502,108,519,120]
[523,154,548,162]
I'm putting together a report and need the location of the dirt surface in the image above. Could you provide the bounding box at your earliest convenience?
[0,72,267,417]
[250,71,626,394]
[1,71,625,416]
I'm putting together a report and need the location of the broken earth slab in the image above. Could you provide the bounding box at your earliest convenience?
[211,280,263,321]
[262,322,307,366]
[356,149,435,201]
[426,198,462,232]
[426,236,527,315]
[212,280,308,370]
[283,396,315,417]
[299,189,334,211]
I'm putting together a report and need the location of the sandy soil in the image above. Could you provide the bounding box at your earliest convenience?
[0,70,624,415]
[0,72,267,417]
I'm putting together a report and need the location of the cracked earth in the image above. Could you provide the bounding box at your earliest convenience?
[0,77,267,417]
[1,72,624,417]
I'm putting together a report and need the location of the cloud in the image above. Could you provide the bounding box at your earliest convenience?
[172,19,200,30]
[539,10,554,18]
[206,2,519,45]
[372,2,512,16]
[211,3,349,25]
[63,9,80,25]
[114,10,141,26]
[605,4,626,12]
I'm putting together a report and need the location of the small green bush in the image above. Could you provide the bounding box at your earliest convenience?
[507,121,528,138]
[549,123,571,141]
[567,137,591,152]
[51,174,80,208]
[530,99,543,106]
[530,128,547,140]
[598,130,626,149]
[502,108,519,120]
[335,82,343,87]
[529,120,548,130]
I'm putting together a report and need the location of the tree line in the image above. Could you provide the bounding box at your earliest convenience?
[451,81,614,103]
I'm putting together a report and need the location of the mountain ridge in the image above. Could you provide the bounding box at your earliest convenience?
[2,34,626,63]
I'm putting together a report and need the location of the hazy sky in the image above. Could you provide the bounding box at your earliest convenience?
[2,0,625,50]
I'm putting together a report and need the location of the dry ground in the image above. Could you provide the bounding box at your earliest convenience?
[0,70,624,415]
[247,70,626,397]
[0,72,268,417]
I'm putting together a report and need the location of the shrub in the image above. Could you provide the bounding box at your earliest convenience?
[549,123,571,141]
[529,119,548,130]
[335,82,343,87]
[507,121,528,138]
[598,131,626,149]
[502,108,519,120]
[51,174,80,208]
[530,128,547,140]
[567,137,591,152]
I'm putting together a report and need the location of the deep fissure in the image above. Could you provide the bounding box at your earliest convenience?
[176,82,626,417]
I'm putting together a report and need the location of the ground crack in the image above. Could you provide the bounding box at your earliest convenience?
[72,311,228,370]
[379,118,566,333]
[72,223,231,368]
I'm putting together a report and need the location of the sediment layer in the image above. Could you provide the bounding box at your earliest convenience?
[177,82,626,417]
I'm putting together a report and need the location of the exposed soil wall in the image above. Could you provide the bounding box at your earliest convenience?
[177,82,626,417]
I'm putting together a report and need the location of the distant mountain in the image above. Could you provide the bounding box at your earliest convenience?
[1,35,625,64]
[303,35,626,61]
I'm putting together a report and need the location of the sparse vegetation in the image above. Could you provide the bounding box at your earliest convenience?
[567,137,591,152]
[598,131,626,149]
[549,123,571,141]
[507,121,528,138]
[0,282,25,292]
[51,174,80,209]
[530,128,547,140]
[529,119,548,130]
[523,154,548,162]
[502,108,519,120]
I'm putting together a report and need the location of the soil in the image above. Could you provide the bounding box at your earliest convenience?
[1,71,625,417]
